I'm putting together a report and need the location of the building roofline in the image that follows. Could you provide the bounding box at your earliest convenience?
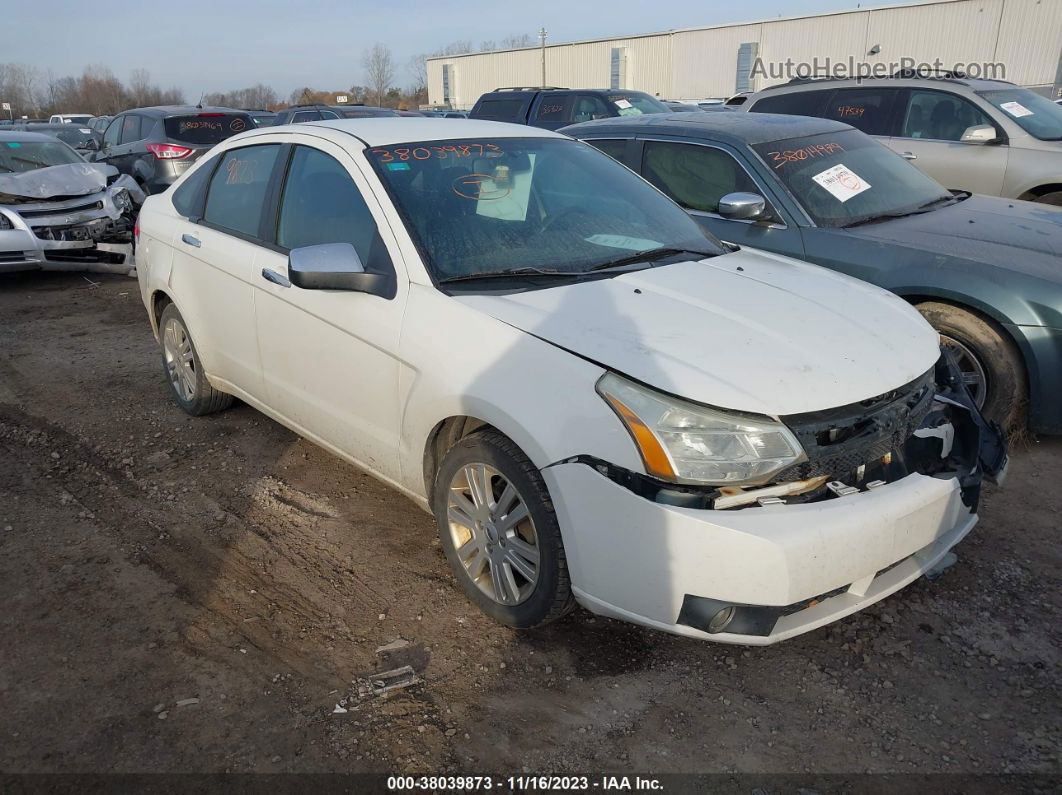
[426,0,962,63]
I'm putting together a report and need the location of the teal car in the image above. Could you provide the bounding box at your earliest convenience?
[563,112,1062,435]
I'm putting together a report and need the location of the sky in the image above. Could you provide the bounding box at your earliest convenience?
[6,0,903,100]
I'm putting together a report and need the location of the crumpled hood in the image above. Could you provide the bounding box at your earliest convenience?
[845,194,1062,283]
[454,251,940,416]
[0,162,119,202]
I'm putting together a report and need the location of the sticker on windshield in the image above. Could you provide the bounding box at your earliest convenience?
[1000,101,1033,118]
[79,128,92,133]
[811,163,871,203]
[613,98,633,109]
[585,234,660,251]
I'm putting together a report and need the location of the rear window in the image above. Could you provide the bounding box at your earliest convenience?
[164,114,252,144]
[473,98,526,121]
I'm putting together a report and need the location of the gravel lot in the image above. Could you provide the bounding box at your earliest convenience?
[1,272,1059,777]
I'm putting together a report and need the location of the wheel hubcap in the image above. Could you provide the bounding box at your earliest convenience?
[163,317,196,401]
[939,334,987,409]
[447,463,540,606]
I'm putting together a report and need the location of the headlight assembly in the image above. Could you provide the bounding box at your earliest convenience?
[597,372,805,486]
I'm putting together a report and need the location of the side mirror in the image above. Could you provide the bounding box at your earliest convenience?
[960,124,999,144]
[718,192,767,221]
[288,242,394,297]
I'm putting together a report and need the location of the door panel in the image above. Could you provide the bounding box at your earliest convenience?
[252,142,406,482]
[887,89,1008,195]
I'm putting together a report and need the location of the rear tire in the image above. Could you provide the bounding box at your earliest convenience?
[432,430,575,629]
[916,301,1026,432]
[1033,191,1062,207]
[158,303,233,416]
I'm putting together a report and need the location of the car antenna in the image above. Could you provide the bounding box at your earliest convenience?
[196,92,205,109]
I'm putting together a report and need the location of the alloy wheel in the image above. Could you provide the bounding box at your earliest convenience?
[939,334,988,409]
[447,463,540,606]
[163,317,196,401]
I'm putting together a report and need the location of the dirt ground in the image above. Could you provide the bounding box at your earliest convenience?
[0,271,1059,779]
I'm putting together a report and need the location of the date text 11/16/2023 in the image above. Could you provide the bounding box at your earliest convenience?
[386,775,664,791]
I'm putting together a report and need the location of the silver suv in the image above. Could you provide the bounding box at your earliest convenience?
[742,75,1062,205]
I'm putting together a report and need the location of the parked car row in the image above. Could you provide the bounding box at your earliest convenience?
[132,117,1012,647]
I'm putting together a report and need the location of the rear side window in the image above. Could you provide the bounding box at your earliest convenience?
[291,111,321,123]
[172,155,217,217]
[473,98,526,121]
[277,146,388,269]
[749,90,831,117]
[586,139,628,161]
[534,96,575,123]
[203,144,280,238]
[120,115,143,144]
[820,89,898,136]
[164,114,252,144]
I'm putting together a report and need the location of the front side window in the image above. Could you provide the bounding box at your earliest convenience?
[821,89,898,136]
[202,144,280,238]
[901,90,995,142]
[977,88,1062,141]
[277,146,387,270]
[642,141,762,214]
[366,137,723,281]
[572,95,611,123]
[752,129,951,227]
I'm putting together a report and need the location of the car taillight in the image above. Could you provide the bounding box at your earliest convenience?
[134,220,140,243]
[146,143,193,159]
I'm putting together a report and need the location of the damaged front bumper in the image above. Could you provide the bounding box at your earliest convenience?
[0,176,143,275]
[544,352,1006,645]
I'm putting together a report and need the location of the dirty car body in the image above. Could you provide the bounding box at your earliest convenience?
[134,119,1005,645]
[0,131,143,274]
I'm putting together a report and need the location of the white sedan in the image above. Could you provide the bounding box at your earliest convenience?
[134,118,1004,644]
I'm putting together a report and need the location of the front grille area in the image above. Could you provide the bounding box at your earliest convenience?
[778,368,936,483]
[17,200,104,219]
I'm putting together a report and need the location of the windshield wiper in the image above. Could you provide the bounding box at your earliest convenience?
[437,266,580,285]
[839,192,968,228]
[584,247,714,272]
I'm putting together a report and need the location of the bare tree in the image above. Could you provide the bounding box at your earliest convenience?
[500,34,534,49]
[363,43,395,107]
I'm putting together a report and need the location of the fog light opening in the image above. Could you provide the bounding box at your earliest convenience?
[707,605,736,634]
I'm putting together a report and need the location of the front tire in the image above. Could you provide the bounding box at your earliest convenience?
[158,303,233,416]
[1033,191,1062,207]
[916,301,1026,432]
[432,430,574,629]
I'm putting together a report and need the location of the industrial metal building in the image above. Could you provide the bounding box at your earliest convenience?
[426,0,1062,109]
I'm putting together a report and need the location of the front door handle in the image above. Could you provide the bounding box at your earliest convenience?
[900,151,917,161]
[261,268,291,288]
[181,233,201,248]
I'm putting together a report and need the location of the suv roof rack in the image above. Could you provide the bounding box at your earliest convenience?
[759,70,1013,93]
[492,86,569,92]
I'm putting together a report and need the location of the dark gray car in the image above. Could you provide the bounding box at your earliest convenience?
[95,106,254,194]
[563,112,1062,435]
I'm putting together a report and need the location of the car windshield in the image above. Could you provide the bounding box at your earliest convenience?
[0,140,83,173]
[366,137,724,281]
[977,88,1062,141]
[42,127,94,146]
[606,92,670,116]
[751,129,953,228]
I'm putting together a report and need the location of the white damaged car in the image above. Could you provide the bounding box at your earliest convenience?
[134,119,1006,644]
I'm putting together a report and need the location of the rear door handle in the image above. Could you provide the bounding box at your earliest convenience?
[181,233,201,248]
[261,268,291,288]
[900,151,917,161]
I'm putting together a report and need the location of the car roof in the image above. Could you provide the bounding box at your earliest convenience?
[24,123,92,130]
[753,76,1015,96]
[250,117,567,147]
[561,111,852,145]
[122,105,248,116]
[0,130,64,142]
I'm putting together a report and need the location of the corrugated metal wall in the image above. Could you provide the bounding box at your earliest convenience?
[427,0,1062,107]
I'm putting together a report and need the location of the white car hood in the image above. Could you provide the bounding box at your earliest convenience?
[454,250,940,416]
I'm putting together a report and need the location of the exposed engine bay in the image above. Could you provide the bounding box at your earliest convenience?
[0,163,144,275]
[573,349,1007,511]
